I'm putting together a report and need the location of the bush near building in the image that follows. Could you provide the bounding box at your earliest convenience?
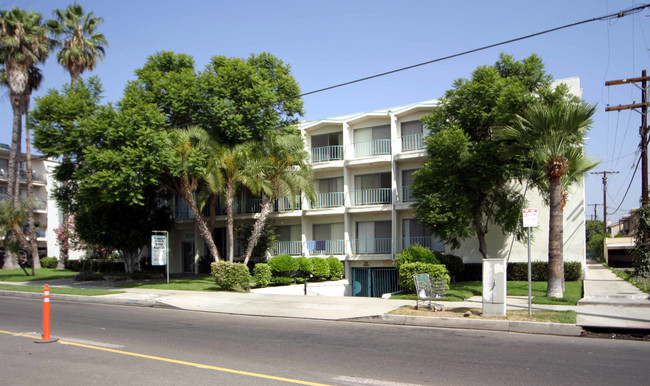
[398,262,450,293]
[253,263,272,288]
[310,257,330,280]
[326,256,344,279]
[211,261,251,291]
[267,254,298,277]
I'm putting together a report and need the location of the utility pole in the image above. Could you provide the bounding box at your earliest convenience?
[591,171,619,234]
[605,70,649,243]
[588,203,600,221]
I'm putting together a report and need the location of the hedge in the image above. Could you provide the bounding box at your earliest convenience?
[398,262,450,293]
[326,256,344,279]
[211,261,251,291]
[310,257,330,279]
[253,263,272,288]
[39,257,58,269]
[267,254,298,276]
[394,244,440,271]
[507,262,582,281]
[434,253,464,281]
[296,256,314,277]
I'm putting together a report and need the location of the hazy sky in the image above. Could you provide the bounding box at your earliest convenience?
[2,0,649,223]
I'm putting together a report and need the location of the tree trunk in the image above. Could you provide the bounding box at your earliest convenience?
[243,196,274,265]
[25,113,41,273]
[179,179,220,264]
[473,194,490,259]
[122,249,138,274]
[226,183,235,262]
[7,95,23,207]
[547,175,564,298]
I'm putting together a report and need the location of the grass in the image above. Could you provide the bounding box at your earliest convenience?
[117,274,225,292]
[389,306,578,324]
[606,264,650,294]
[0,268,78,282]
[0,284,121,296]
[391,281,583,305]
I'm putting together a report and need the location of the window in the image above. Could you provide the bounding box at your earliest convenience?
[311,132,343,162]
[353,173,391,205]
[401,120,423,136]
[356,221,391,253]
[401,120,425,151]
[402,219,444,252]
[314,177,344,208]
[401,169,417,202]
[354,125,391,157]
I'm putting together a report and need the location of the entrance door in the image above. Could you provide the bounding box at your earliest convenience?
[182,242,194,273]
[352,267,401,297]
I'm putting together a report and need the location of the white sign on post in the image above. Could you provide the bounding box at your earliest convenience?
[151,235,167,266]
[522,208,538,228]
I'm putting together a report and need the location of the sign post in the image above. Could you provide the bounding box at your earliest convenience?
[522,209,538,316]
[152,231,169,284]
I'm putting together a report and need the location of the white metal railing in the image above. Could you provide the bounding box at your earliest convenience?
[401,185,415,202]
[354,139,391,158]
[352,188,391,205]
[307,239,345,255]
[354,238,391,254]
[275,195,302,211]
[311,145,343,163]
[312,192,344,208]
[400,236,445,252]
[401,133,424,151]
[273,241,303,255]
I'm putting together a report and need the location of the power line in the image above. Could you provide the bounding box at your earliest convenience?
[610,154,641,215]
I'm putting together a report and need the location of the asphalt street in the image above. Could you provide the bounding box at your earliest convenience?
[2,296,649,386]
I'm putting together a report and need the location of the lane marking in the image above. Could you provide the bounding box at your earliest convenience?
[334,376,425,386]
[0,330,330,385]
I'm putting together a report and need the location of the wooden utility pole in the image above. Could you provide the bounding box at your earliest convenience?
[588,203,600,221]
[591,171,619,234]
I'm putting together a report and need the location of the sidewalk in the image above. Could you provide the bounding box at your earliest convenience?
[1,262,648,336]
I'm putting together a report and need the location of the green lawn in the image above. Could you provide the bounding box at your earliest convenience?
[0,284,121,296]
[117,275,225,292]
[391,281,583,305]
[0,268,78,282]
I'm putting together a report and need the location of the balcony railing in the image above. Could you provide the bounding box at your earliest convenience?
[175,205,195,219]
[399,236,445,252]
[311,145,343,163]
[401,133,424,151]
[352,188,391,205]
[354,139,391,158]
[307,239,345,255]
[312,192,344,208]
[401,185,416,202]
[353,238,391,254]
[275,196,302,211]
[273,241,303,256]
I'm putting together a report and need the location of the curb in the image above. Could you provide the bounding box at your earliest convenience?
[0,290,161,308]
[346,315,584,336]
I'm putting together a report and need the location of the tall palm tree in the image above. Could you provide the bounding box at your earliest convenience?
[162,126,222,267]
[498,101,596,298]
[48,3,107,84]
[243,132,316,265]
[0,7,49,208]
[202,142,260,262]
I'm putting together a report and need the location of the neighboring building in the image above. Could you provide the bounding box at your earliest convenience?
[608,209,639,237]
[0,144,62,259]
[168,92,588,296]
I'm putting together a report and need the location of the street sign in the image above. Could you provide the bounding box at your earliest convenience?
[151,235,167,266]
[522,208,538,228]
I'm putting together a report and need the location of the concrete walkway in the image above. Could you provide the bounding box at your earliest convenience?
[1,262,649,336]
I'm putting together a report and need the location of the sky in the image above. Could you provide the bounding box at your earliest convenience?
[1,0,649,224]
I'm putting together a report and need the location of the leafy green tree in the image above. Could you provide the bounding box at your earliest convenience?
[585,219,605,259]
[633,204,650,278]
[243,132,315,265]
[413,53,567,260]
[498,101,596,298]
[48,3,107,84]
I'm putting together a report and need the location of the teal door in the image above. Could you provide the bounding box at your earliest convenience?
[352,268,401,297]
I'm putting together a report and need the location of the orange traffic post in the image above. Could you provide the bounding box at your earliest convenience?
[35,284,58,343]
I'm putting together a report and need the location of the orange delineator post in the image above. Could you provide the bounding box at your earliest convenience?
[43,284,51,341]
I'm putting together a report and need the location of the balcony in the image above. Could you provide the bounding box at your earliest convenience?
[353,238,391,254]
[275,196,302,211]
[354,139,391,158]
[273,241,303,256]
[401,185,416,202]
[401,133,425,151]
[312,192,344,209]
[311,145,343,163]
[307,239,345,255]
[352,188,391,206]
[399,236,445,253]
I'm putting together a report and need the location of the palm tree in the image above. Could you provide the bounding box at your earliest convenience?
[202,142,260,262]
[243,132,316,265]
[0,7,49,208]
[499,101,596,298]
[162,126,222,266]
[48,3,107,84]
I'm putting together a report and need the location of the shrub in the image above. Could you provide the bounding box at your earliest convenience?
[394,244,440,271]
[398,262,450,293]
[267,254,298,276]
[74,271,104,281]
[507,262,583,281]
[40,257,59,269]
[326,256,344,279]
[456,263,482,281]
[435,253,464,281]
[296,257,314,277]
[271,276,295,285]
[310,257,330,279]
[253,263,272,288]
[211,261,251,291]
